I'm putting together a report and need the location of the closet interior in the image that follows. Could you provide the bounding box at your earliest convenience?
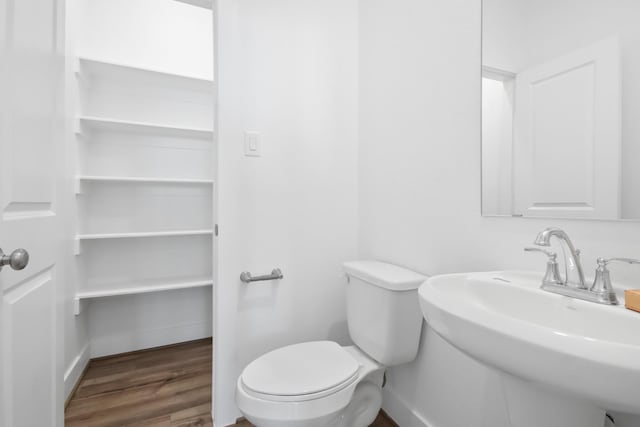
[64,0,215,377]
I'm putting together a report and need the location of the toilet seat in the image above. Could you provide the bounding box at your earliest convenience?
[240,341,360,402]
[236,343,384,426]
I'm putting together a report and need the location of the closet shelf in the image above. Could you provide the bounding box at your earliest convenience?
[77,56,214,89]
[77,116,214,139]
[73,279,213,315]
[76,229,214,241]
[77,279,213,299]
[77,175,214,185]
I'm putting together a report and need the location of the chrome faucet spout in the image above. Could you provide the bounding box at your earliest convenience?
[534,228,587,289]
[535,227,567,247]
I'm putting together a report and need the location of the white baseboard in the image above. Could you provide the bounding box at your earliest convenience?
[383,385,437,427]
[64,343,90,401]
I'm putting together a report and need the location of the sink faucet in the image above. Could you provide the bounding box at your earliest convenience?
[534,227,587,289]
[527,228,639,305]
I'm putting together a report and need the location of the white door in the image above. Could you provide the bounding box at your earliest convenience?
[513,37,621,219]
[0,0,65,426]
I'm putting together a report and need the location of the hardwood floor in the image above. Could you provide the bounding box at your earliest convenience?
[65,338,398,427]
[65,339,213,427]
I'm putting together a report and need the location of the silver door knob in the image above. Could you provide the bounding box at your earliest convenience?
[0,248,29,271]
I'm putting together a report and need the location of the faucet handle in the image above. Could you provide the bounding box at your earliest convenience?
[589,257,640,305]
[598,257,640,267]
[525,247,557,260]
[525,247,563,286]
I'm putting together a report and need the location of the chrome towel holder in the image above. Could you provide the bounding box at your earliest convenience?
[240,268,283,283]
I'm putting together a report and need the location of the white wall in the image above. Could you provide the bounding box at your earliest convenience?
[64,0,214,396]
[359,0,640,426]
[214,0,359,424]
[76,0,213,80]
[87,288,213,357]
[481,0,527,72]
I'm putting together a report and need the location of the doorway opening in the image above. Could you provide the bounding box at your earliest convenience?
[63,0,216,424]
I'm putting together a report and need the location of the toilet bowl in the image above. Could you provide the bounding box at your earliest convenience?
[236,342,384,427]
[236,261,426,427]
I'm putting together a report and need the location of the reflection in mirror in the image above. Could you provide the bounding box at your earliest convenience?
[482,0,640,220]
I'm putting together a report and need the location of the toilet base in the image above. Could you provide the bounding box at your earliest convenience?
[244,408,345,427]
[244,381,382,427]
[341,381,383,427]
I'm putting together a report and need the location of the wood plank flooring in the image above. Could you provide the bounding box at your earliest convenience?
[65,338,213,427]
[65,338,398,427]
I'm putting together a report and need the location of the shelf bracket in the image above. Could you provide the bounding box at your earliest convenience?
[74,178,83,195]
[73,297,88,316]
[72,56,81,75]
[74,117,82,135]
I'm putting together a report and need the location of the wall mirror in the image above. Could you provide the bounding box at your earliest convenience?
[481,0,640,220]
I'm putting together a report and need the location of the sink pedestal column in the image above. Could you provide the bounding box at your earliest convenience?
[501,374,605,427]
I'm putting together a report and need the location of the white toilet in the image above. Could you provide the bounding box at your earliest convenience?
[236,260,426,427]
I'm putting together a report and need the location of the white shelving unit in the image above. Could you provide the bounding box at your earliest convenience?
[77,229,213,241]
[77,56,213,90]
[76,175,214,194]
[73,56,214,309]
[73,230,213,255]
[77,116,214,139]
[77,175,214,184]
[73,279,213,315]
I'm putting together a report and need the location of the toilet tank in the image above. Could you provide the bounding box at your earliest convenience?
[343,261,426,366]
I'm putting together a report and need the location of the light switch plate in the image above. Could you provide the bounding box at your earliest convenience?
[244,131,262,157]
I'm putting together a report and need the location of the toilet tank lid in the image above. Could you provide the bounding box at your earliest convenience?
[343,260,427,291]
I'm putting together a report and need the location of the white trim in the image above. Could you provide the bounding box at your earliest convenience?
[382,385,436,427]
[482,65,516,81]
[173,0,213,10]
[64,344,90,401]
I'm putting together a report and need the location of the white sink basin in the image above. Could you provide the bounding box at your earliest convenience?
[419,271,640,424]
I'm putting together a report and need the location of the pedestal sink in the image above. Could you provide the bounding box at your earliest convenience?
[419,271,640,427]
